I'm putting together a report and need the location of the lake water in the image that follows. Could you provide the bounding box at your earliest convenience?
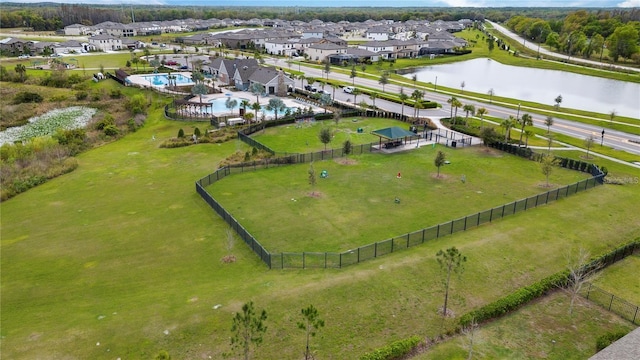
[404,58,640,119]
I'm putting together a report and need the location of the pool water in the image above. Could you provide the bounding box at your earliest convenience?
[205,96,301,118]
[142,74,193,86]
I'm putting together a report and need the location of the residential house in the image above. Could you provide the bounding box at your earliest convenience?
[88,34,123,52]
[247,67,294,96]
[208,58,259,85]
[366,25,392,41]
[305,43,347,62]
[264,39,298,56]
[64,24,90,36]
[54,40,86,54]
[0,38,34,56]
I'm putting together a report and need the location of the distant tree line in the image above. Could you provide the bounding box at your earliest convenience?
[505,9,640,62]
[2,3,637,31]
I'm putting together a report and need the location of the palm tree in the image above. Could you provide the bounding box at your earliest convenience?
[379,71,389,92]
[518,113,533,146]
[476,107,488,128]
[330,83,339,101]
[524,129,535,148]
[463,104,475,123]
[411,74,417,88]
[14,64,26,82]
[399,88,409,118]
[351,88,360,104]
[448,97,462,125]
[266,98,286,121]
[501,116,517,142]
[350,65,357,85]
[411,89,424,118]
[240,99,251,120]
[544,116,554,133]
[251,101,262,122]
[369,92,378,108]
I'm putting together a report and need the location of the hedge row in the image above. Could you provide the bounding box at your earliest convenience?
[459,240,639,328]
[359,336,422,360]
[459,271,568,327]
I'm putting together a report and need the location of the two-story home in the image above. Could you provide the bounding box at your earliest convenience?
[305,43,347,62]
[88,34,123,52]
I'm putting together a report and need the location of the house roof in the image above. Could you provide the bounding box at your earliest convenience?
[589,327,640,360]
[371,127,417,140]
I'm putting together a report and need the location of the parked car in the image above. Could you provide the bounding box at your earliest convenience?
[18,54,30,59]
[320,89,331,95]
[179,65,188,70]
[304,85,317,92]
[343,86,355,93]
[165,60,178,66]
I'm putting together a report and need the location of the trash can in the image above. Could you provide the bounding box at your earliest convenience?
[451,141,457,148]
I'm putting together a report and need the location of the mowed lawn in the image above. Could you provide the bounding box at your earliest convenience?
[593,253,640,304]
[208,145,589,252]
[2,100,640,359]
[252,117,413,153]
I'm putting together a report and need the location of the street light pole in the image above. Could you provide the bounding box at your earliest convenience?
[516,103,521,120]
[601,129,605,146]
[434,76,437,91]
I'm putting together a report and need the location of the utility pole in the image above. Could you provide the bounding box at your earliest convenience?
[601,129,605,146]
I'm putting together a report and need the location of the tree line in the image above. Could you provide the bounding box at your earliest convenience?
[2,3,637,31]
[505,9,640,62]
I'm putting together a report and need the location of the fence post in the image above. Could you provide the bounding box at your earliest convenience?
[464,216,468,230]
[407,233,410,247]
[325,252,327,269]
[609,294,614,311]
[477,212,481,226]
[303,252,306,269]
[422,229,426,243]
[546,190,550,204]
[437,224,440,237]
[339,252,342,268]
[513,202,517,214]
[634,306,639,325]
[525,197,528,210]
[450,221,454,234]
[357,247,360,263]
[490,209,493,222]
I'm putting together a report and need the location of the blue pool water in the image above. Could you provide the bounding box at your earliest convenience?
[142,73,193,86]
[206,96,300,117]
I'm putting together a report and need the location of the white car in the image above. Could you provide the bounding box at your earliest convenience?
[343,86,355,94]
[18,54,30,59]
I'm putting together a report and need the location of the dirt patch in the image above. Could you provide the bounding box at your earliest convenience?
[537,182,558,189]
[335,158,358,165]
[477,147,504,157]
[308,191,324,198]
[431,173,451,180]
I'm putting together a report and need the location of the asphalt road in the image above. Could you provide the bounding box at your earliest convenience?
[272,59,640,156]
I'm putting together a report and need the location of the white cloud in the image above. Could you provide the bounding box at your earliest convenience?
[617,0,640,7]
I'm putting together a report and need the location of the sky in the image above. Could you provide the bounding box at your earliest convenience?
[6,0,640,7]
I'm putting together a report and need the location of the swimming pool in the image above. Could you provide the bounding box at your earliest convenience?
[205,96,303,119]
[141,73,193,86]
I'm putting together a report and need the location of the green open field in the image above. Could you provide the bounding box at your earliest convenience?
[207,145,588,253]
[1,96,639,358]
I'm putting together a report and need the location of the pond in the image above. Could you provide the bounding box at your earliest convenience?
[403,58,640,119]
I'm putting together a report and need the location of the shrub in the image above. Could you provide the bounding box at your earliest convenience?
[94,114,115,130]
[244,152,250,161]
[75,91,88,100]
[109,89,122,98]
[359,336,421,360]
[194,127,201,137]
[13,91,43,104]
[125,94,147,115]
[177,128,185,138]
[103,124,119,137]
[596,331,628,352]
[49,94,68,102]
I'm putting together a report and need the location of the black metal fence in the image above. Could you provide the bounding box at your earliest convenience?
[581,281,640,325]
[196,139,606,268]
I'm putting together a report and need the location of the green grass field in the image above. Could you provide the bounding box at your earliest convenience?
[593,253,640,304]
[207,145,589,253]
[1,98,639,358]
